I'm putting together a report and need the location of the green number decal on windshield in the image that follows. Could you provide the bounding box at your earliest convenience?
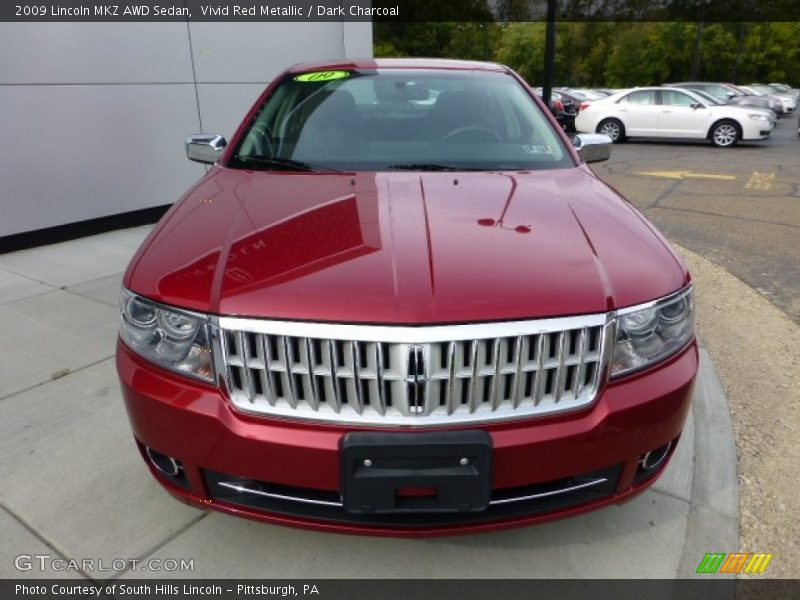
[294,71,351,83]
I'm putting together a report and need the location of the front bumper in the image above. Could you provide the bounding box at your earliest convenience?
[117,338,698,536]
[741,118,775,140]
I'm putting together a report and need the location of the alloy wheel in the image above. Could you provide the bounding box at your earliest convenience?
[713,123,738,147]
[599,121,620,141]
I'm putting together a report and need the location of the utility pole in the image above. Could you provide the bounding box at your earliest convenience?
[690,2,708,80]
[542,0,557,106]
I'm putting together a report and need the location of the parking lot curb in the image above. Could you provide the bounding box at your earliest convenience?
[677,347,739,579]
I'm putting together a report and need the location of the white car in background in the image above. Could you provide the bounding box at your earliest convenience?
[741,84,796,114]
[575,86,775,147]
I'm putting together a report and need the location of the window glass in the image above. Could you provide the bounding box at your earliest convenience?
[689,90,722,105]
[661,90,695,106]
[705,85,730,100]
[626,91,657,105]
[231,69,573,172]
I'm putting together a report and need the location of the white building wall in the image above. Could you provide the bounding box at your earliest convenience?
[0,22,373,237]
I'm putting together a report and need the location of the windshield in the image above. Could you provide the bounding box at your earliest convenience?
[229,69,573,172]
[689,89,723,105]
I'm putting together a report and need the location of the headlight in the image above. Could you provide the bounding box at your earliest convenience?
[119,289,214,382]
[748,113,769,121]
[611,287,694,377]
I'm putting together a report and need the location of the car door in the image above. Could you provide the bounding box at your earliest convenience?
[617,90,660,136]
[658,90,711,138]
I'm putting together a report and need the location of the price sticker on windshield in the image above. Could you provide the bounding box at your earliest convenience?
[294,71,351,83]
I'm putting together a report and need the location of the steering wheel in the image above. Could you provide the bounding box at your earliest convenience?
[443,126,503,142]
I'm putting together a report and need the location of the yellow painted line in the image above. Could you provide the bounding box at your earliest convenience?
[744,171,775,190]
[637,170,737,181]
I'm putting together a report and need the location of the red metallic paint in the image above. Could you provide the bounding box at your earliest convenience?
[125,167,688,322]
[118,339,697,534]
[118,59,698,534]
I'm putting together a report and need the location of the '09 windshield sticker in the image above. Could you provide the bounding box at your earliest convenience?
[294,71,351,83]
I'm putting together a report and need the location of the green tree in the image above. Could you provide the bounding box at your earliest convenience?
[375,21,800,88]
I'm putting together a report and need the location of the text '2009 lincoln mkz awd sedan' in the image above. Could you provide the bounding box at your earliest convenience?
[116,59,697,536]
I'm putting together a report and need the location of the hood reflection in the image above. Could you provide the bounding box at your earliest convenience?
[160,192,381,296]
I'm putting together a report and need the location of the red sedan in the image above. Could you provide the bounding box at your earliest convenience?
[116,59,697,535]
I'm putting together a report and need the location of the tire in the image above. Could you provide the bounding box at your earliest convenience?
[597,118,625,143]
[709,120,740,148]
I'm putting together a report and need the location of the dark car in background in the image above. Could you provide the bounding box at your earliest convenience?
[534,88,579,132]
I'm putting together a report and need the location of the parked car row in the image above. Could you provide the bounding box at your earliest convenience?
[571,81,800,147]
[539,81,797,145]
[534,87,628,132]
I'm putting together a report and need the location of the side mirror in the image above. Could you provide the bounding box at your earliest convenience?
[185,134,227,164]
[690,101,703,109]
[726,92,736,99]
[573,133,612,163]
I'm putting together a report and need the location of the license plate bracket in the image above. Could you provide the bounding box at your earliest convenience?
[340,430,492,515]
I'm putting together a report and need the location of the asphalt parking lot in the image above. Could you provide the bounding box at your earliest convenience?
[2,118,799,581]
[593,116,800,577]
[593,116,800,323]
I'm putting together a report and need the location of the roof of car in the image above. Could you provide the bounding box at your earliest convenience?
[288,58,509,74]
[623,86,688,91]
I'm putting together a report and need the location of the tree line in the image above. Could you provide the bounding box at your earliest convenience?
[373,22,800,87]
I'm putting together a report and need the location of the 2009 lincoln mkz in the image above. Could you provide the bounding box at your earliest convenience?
[116,59,697,535]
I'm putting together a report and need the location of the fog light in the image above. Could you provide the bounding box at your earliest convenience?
[145,446,183,478]
[638,442,672,473]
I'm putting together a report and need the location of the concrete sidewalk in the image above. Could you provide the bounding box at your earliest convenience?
[0,227,738,580]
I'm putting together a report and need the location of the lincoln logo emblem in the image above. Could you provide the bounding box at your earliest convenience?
[407,345,426,414]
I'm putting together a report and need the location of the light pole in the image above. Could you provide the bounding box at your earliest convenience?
[542,0,557,106]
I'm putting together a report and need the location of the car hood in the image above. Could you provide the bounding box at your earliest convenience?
[126,166,688,324]
[721,104,774,116]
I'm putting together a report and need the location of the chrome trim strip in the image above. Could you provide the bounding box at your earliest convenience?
[488,478,608,506]
[445,341,457,415]
[574,327,588,400]
[282,336,298,409]
[215,313,609,343]
[489,337,502,411]
[532,333,546,406]
[328,340,342,413]
[145,447,182,478]
[260,334,276,406]
[614,285,692,316]
[305,337,320,410]
[375,342,386,416]
[217,478,609,509]
[467,340,479,414]
[640,441,672,471]
[218,482,343,508]
[511,335,524,409]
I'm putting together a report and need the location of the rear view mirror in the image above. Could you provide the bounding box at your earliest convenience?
[376,81,430,102]
[185,134,227,164]
[573,133,612,163]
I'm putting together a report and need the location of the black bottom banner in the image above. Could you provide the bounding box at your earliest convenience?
[4,579,800,600]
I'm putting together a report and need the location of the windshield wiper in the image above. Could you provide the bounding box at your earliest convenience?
[235,155,344,173]
[387,163,483,172]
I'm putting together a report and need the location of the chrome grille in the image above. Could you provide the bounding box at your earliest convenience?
[216,315,611,426]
